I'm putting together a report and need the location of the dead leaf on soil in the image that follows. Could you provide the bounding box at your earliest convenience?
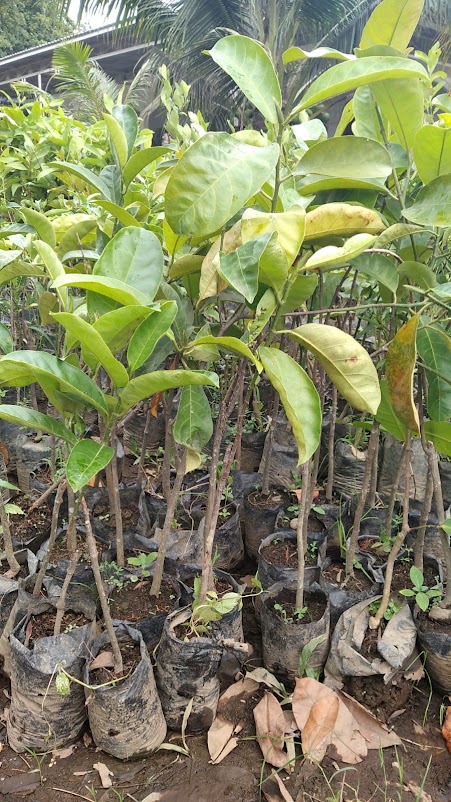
[254,692,289,768]
[83,731,92,747]
[292,678,399,764]
[217,676,259,709]
[245,667,287,696]
[263,772,296,802]
[52,744,76,760]
[442,706,451,754]
[93,761,114,788]
[89,651,115,670]
[1,771,40,795]
[404,782,433,802]
[207,714,235,762]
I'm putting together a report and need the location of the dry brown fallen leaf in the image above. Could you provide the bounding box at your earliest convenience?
[263,772,296,802]
[254,692,289,768]
[207,677,259,763]
[51,744,76,760]
[442,706,451,754]
[292,678,399,765]
[93,761,113,788]
[89,651,115,671]
[207,715,235,762]
[404,782,433,802]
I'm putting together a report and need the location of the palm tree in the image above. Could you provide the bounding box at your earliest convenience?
[52,41,154,121]
[64,0,375,124]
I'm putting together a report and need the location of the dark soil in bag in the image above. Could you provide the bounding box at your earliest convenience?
[176,566,244,641]
[156,607,223,733]
[84,624,167,759]
[415,608,451,694]
[7,595,96,753]
[108,572,180,652]
[243,487,289,558]
[260,582,330,687]
[319,556,382,628]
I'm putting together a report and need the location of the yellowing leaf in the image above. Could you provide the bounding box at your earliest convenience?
[386,314,420,432]
[304,203,385,241]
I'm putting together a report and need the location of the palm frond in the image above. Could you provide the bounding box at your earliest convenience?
[52,41,119,121]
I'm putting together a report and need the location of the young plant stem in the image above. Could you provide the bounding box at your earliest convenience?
[66,484,78,552]
[81,497,123,674]
[326,386,338,502]
[296,460,311,609]
[423,441,451,608]
[261,391,279,496]
[345,421,380,578]
[161,390,175,500]
[33,480,67,597]
[0,467,20,575]
[28,477,63,512]
[414,466,433,572]
[104,424,124,567]
[137,402,152,488]
[150,446,186,597]
[53,549,80,636]
[369,430,411,629]
[384,442,407,534]
[368,433,379,509]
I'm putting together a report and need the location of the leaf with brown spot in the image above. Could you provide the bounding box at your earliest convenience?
[385,314,420,432]
[253,692,288,768]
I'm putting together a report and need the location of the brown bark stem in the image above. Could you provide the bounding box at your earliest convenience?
[414,466,433,572]
[104,425,124,567]
[367,433,379,510]
[66,484,78,552]
[81,498,123,674]
[28,477,63,512]
[53,550,80,636]
[345,422,380,578]
[296,460,311,610]
[384,442,407,534]
[150,448,186,597]
[370,430,411,629]
[326,386,338,502]
[261,391,279,496]
[33,480,67,597]
[138,403,152,488]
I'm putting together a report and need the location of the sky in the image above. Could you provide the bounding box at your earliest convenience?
[68,0,117,29]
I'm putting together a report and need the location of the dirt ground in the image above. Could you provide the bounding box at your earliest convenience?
[0,583,450,802]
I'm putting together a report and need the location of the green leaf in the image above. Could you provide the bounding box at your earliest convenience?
[297,175,388,195]
[52,274,149,307]
[66,440,114,492]
[49,161,112,199]
[259,347,321,463]
[353,86,382,141]
[360,0,424,51]
[165,133,279,236]
[352,253,399,294]
[370,77,424,151]
[91,226,164,314]
[184,336,262,373]
[386,314,420,432]
[424,421,451,457]
[58,218,97,258]
[397,261,436,293]
[304,203,385,240]
[96,201,140,227]
[283,46,354,64]
[296,137,392,179]
[241,206,305,267]
[38,291,59,324]
[410,564,424,588]
[34,240,68,310]
[285,324,381,414]
[21,208,56,248]
[119,369,219,414]
[208,35,282,123]
[52,312,129,388]
[0,261,44,286]
[375,224,426,247]
[247,288,277,341]
[0,404,76,444]
[173,385,213,454]
[103,113,128,169]
[112,104,138,158]
[305,233,376,271]
[413,125,451,185]
[123,147,171,188]
[376,380,407,440]
[416,592,430,612]
[127,301,178,372]
[0,478,20,491]
[0,322,13,354]
[417,327,451,422]
[292,57,428,115]
[0,351,108,415]
[257,234,288,301]
[93,306,152,353]
[0,250,23,269]
[403,175,451,227]
[217,234,272,302]
[279,275,318,315]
